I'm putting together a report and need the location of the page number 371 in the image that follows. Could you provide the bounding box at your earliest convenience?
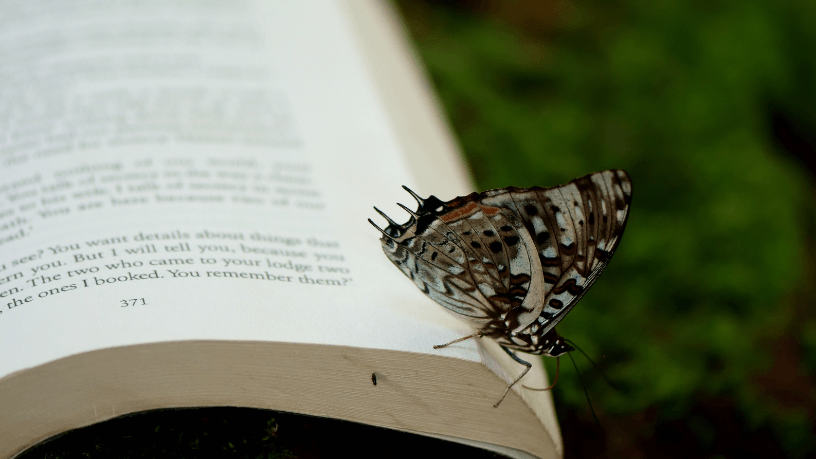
[120,298,147,307]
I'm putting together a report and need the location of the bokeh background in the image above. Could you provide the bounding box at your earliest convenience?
[396,0,816,457]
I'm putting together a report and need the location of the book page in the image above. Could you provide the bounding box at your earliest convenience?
[0,0,479,379]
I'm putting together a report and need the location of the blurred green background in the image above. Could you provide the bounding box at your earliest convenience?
[396,0,816,457]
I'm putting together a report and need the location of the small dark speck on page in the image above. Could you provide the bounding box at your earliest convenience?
[372,373,377,386]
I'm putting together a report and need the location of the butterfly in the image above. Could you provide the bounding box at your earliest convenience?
[369,169,632,407]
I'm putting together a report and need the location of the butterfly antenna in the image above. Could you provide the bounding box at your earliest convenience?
[397,203,419,218]
[522,356,560,391]
[564,339,621,392]
[368,219,395,240]
[567,351,600,426]
[401,185,425,206]
[373,207,398,226]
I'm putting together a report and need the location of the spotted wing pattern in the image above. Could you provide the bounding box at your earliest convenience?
[371,169,632,354]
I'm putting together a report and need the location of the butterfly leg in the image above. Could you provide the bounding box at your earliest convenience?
[494,346,532,408]
[432,331,483,349]
[523,356,560,391]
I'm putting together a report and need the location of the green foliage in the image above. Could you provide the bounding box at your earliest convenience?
[399,0,816,456]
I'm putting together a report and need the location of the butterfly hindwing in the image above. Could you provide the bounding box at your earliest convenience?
[379,216,494,320]
[430,199,526,320]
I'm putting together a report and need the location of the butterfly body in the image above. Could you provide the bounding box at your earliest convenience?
[370,170,631,405]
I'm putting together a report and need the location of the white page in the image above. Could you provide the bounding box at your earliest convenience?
[0,0,482,379]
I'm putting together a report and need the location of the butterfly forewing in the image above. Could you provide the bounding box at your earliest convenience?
[374,169,631,354]
[530,170,631,333]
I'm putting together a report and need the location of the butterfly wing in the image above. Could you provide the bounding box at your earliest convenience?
[373,169,631,337]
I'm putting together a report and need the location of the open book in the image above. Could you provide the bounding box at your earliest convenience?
[0,1,562,458]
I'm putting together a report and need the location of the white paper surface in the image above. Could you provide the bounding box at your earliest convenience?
[0,0,480,379]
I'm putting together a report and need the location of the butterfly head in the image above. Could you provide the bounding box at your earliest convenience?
[546,337,574,357]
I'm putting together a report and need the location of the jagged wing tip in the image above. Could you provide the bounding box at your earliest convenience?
[401,185,425,207]
[397,202,419,217]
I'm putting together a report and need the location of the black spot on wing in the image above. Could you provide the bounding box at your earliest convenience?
[489,241,503,254]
